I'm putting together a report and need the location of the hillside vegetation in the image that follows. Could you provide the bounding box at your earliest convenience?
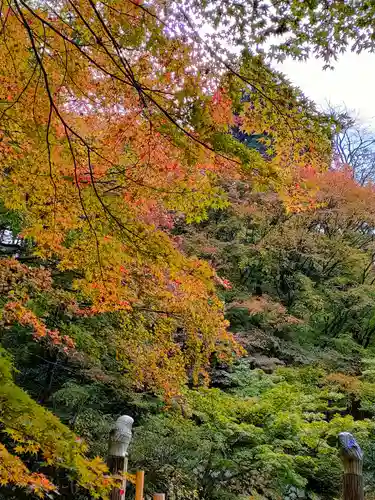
[2,1,375,499]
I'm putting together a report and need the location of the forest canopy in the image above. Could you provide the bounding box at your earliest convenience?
[1,1,375,499]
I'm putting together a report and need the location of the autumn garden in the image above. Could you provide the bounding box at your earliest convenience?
[4,1,375,499]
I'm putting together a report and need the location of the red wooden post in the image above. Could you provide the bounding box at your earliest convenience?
[338,432,364,500]
[153,494,165,500]
[135,470,145,500]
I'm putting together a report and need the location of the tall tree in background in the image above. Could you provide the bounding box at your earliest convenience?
[329,104,375,185]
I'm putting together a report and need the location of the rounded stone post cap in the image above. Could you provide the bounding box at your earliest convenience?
[116,415,134,426]
[338,432,363,461]
[108,415,134,457]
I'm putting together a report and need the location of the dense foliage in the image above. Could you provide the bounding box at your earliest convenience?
[2,1,375,499]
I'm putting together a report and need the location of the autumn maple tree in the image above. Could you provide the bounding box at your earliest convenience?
[0,0,333,388]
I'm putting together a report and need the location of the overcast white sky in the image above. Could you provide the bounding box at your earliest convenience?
[273,52,375,126]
